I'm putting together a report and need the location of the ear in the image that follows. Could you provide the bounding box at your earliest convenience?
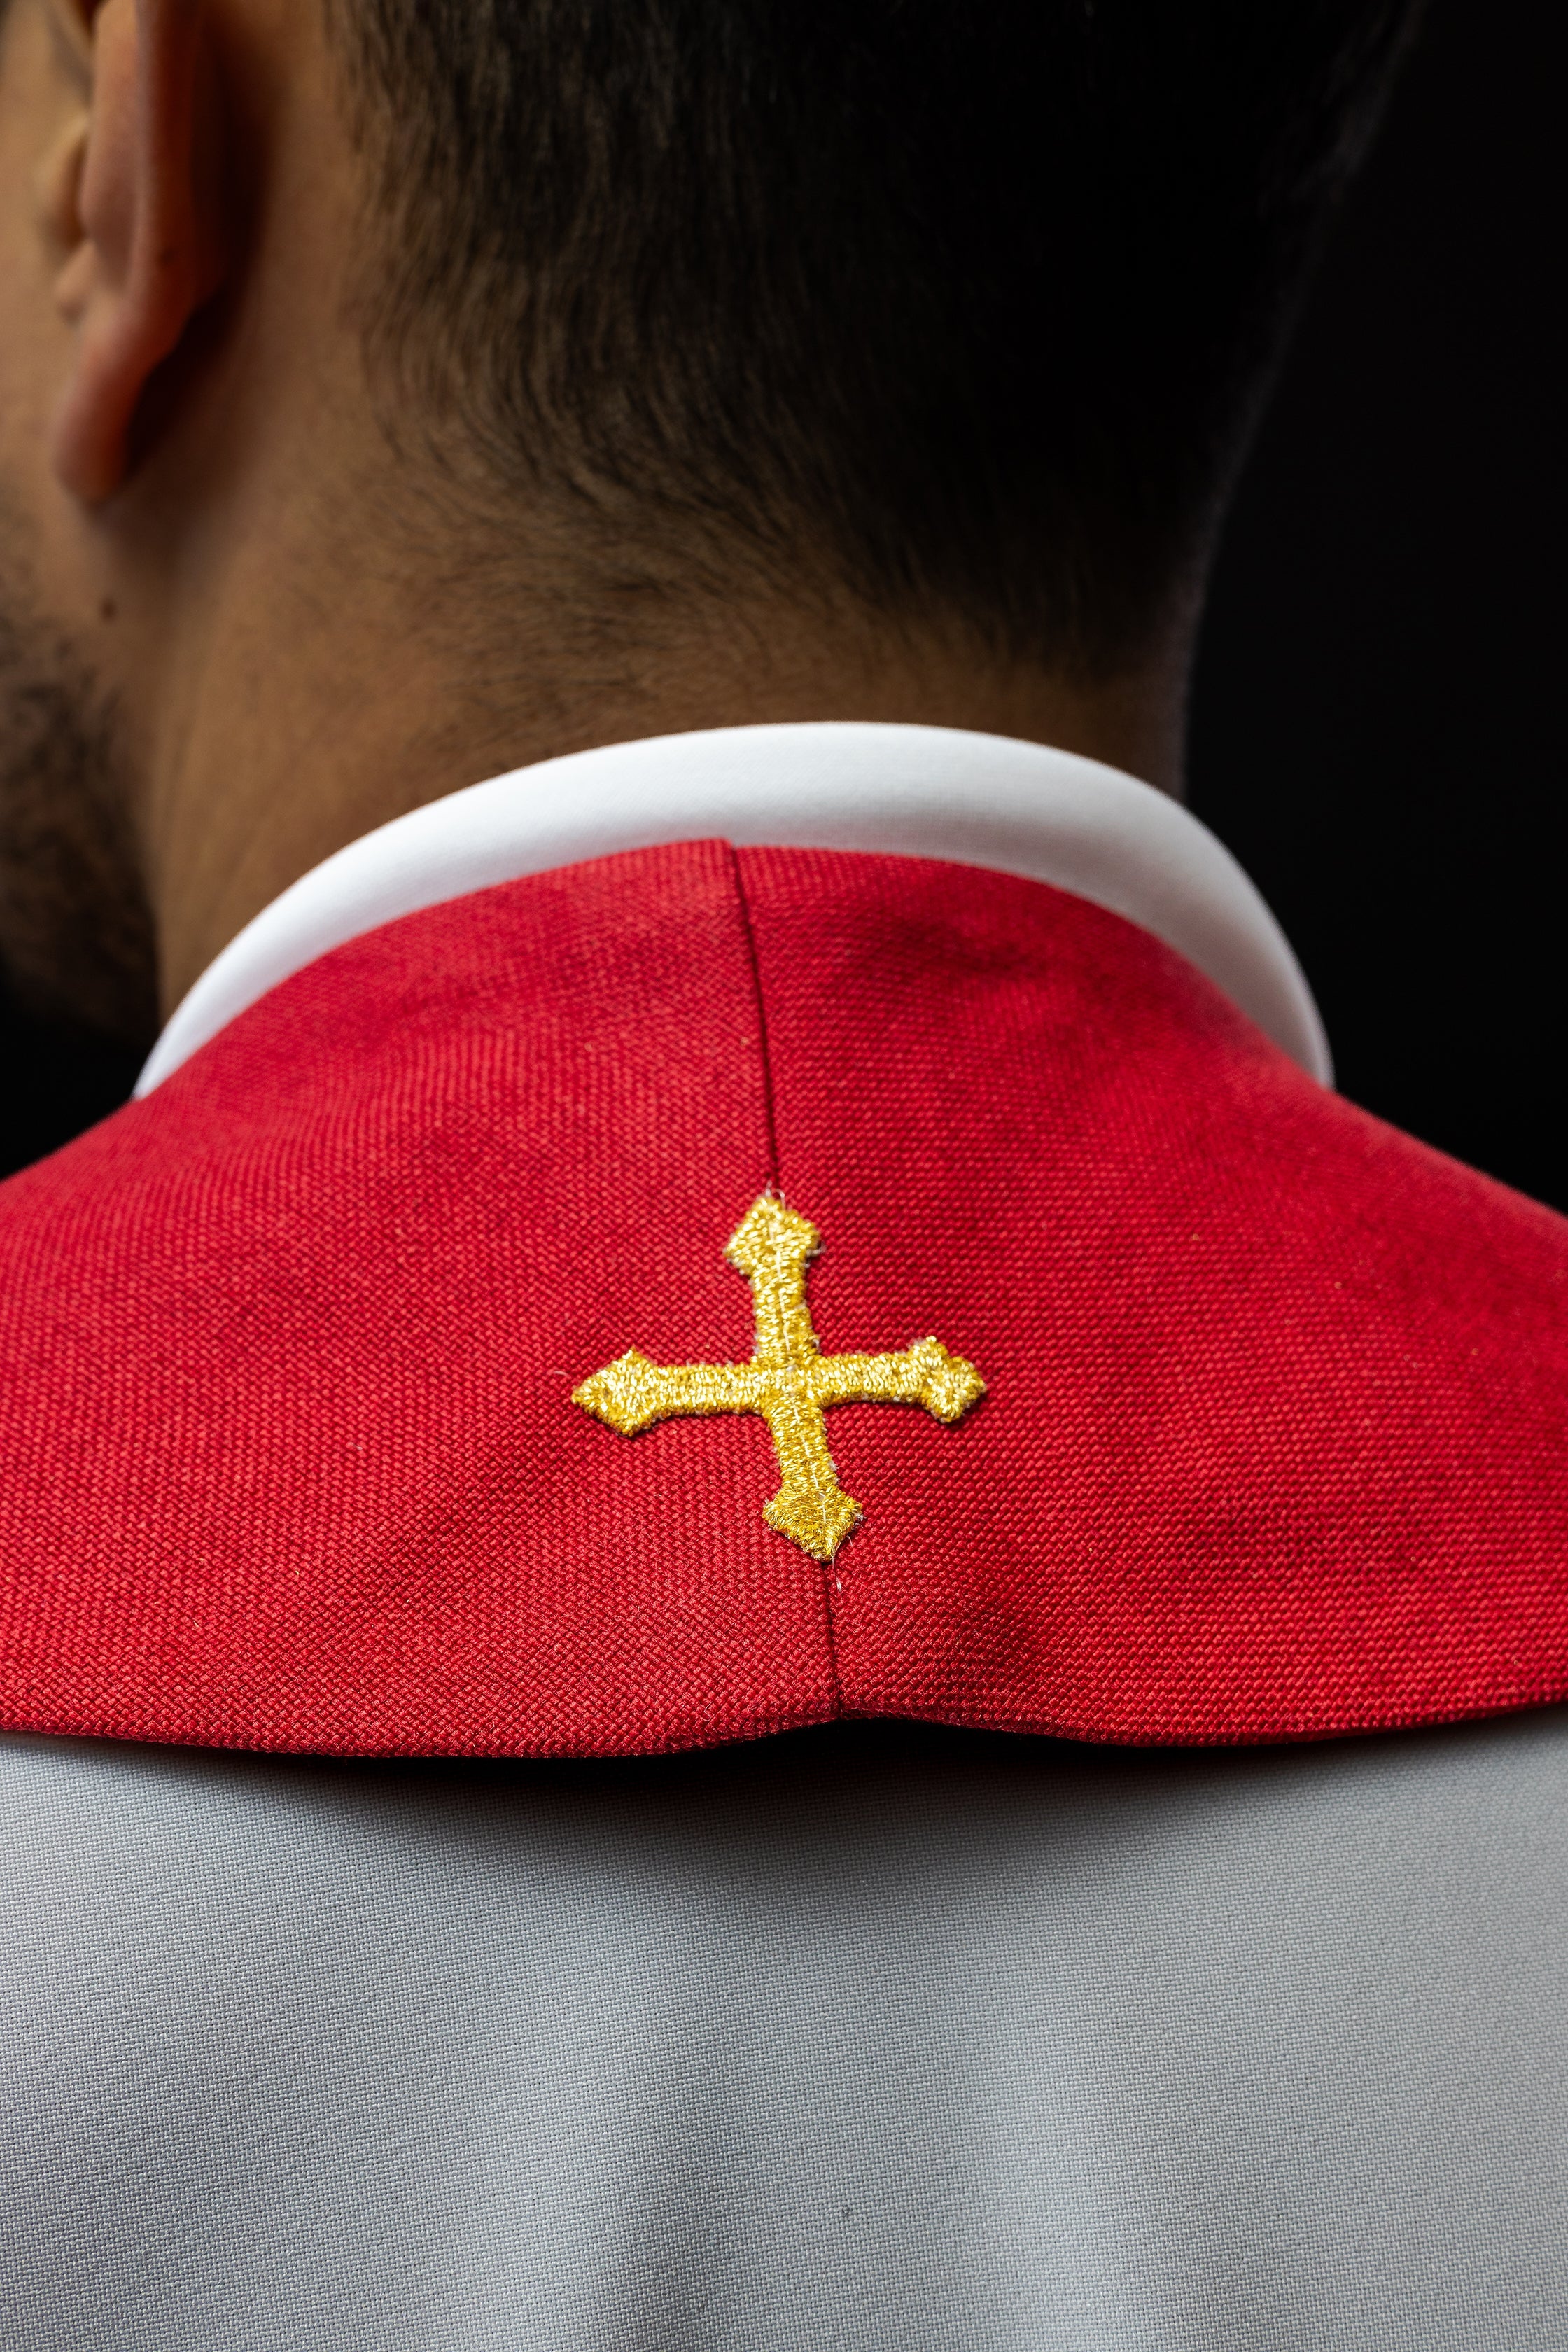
[50,0,227,504]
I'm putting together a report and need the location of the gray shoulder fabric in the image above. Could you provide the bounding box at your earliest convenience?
[2,1712,1565,2351]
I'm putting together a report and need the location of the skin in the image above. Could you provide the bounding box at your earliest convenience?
[0,0,1197,1036]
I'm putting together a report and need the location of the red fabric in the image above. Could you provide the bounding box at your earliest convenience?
[3,841,1567,1754]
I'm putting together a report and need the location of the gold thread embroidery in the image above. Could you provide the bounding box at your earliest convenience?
[571,1196,986,1562]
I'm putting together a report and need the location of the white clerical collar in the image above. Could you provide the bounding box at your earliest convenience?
[136,721,1330,1094]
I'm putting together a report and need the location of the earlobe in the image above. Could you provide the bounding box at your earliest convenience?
[49,0,225,505]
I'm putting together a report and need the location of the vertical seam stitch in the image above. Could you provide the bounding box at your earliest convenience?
[726,841,781,1193]
[725,841,845,1721]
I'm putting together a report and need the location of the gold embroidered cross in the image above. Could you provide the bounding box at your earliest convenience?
[572,1196,986,1562]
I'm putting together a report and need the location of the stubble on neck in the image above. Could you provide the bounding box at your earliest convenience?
[0,503,158,1046]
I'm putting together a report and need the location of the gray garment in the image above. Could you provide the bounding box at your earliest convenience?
[1,1714,1564,2351]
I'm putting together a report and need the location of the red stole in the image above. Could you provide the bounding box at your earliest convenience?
[3,842,1565,1754]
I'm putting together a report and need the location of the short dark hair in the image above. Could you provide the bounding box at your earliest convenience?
[330,0,1420,672]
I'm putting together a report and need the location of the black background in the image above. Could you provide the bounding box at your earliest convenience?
[2,0,1563,1200]
[1189,0,1564,1210]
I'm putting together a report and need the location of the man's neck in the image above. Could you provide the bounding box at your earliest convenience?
[139,588,1191,1017]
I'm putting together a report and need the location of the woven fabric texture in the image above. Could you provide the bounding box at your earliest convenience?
[1,842,1565,1754]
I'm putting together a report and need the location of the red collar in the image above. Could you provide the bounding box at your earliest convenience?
[4,843,1565,1754]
